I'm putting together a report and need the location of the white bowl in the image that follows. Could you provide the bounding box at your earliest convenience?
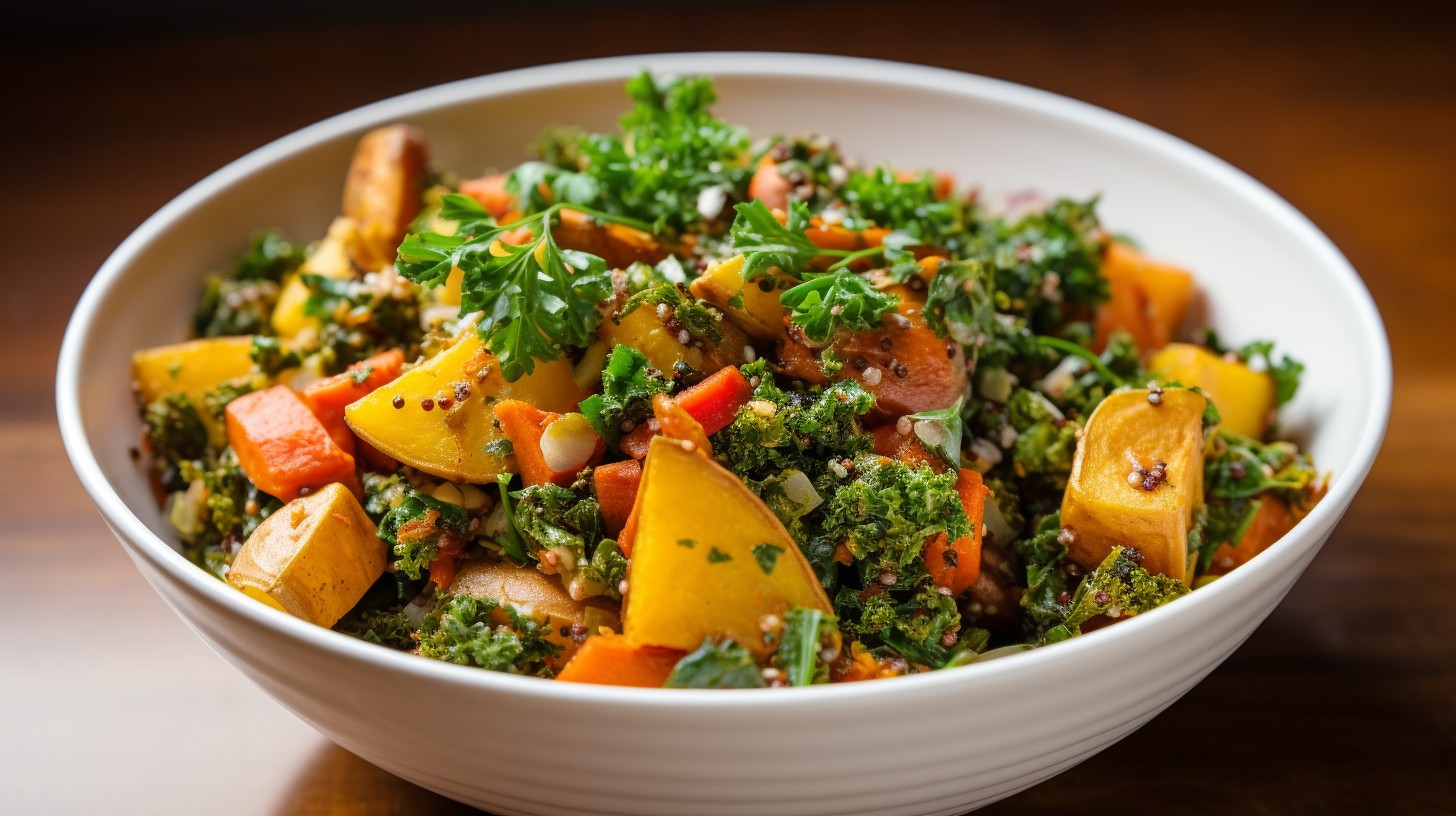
[57,53,1390,815]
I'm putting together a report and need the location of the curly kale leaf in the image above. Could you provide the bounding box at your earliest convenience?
[417,595,561,675]
[965,197,1106,333]
[511,484,605,559]
[664,639,766,689]
[773,607,838,686]
[818,456,969,573]
[728,199,818,281]
[578,343,672,444]
[836,580,962,669]
[712,365,875,490]
[336,608,418,650]
[297,273,423,375]
[565,72,752,235]
[1040,546,1189,644]
[839,166,966,249]
[924,258,996,349]
[1205,430,1319,500]
[778,270,900,343]
[378,491,472,581]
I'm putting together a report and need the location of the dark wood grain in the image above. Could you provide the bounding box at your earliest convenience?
[3,3,1453,812]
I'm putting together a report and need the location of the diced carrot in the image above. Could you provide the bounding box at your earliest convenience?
[924,469,990,595]
[301,349,405,458]
[675,366,753,436]
[494,400,604,486]
[426,531,467,590]
[617,367,754,459]
[1094,242,1195,354]
[226,385,358,502]
[356,438,399,472]
[1206,496,1297,575]
[593,459,643,540]
[651,393,711,456]
[748,154,792,212]
[555,634,685,688]
[458,173,515,220]
[870,423,949,474]
[618,424,655,460]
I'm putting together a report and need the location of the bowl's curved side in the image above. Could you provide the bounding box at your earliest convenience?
[117,516,1331,815]
[58,52,1390,816]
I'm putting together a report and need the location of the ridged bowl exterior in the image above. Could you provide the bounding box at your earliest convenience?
[60,54,1389,815]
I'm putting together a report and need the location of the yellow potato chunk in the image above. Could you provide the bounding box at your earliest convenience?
[1150,343,1275,439]
[131,335,256,407]
[272,216,361,339]
[602,300,705,374]
[227,482,386,627]
[623,436,833,655]
[450,558,621,668]
[688,253,790,343]
[1060,388,1208,584]
[344,330,586,483]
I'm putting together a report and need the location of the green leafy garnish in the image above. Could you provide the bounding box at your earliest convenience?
[728,199,819,280]
[664,639,766,689]
[396,195,642,381]
[775,607,836,686]
[578,344,672,445]
[752,543,784,575]
[907,396,965,467]
[778,271,900,342]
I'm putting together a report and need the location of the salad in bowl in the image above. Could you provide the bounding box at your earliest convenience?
[130,72,1324,689]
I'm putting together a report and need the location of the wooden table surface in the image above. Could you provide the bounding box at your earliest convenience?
[3,3,1453,813]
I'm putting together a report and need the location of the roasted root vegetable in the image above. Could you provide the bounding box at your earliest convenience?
[1060,388,1208,584]
[618,365,754,458]
[342,123,430,269]
[494,400,605,487]
[924,469,991,596]
[777,281,967,417]
[1150,342,1275,439]
[301,349,405,455]
[1093,242,1195,354]
[555,634,685,687]
[449,557,621,668]
[226,385,358,503]
[226,482,386,627]
[593,459,642,539]
[132,336,257,407]
[344,331,586,484]
[623,436,833,656]
[688,254,792,343]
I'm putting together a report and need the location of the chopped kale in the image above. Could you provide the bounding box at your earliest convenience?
[773,606,837,686]
[193,230,304,337]
[1040,546,1189,644]
[377,490,472,581]
[664,639,766,689]
[417,594,562,675]
[579,344,672,444]
[619,282,724,343]
[143,392,207,470]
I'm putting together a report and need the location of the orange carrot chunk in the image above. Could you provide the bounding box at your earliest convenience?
[924,469,991,596]
[617,366,755,459]
[226,385,358,503]
[870,423,949,474]
[593,459,643,540]
[302,349,405,457]
[494,400,604,487]
[674,366,754,436]
[555,634,685,688]
[458,173,515,220]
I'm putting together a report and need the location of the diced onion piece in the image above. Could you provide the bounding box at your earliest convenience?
[780,469,823,514]
[540,413,599,473]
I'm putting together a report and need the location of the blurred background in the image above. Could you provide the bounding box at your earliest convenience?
[3,2,1453,813]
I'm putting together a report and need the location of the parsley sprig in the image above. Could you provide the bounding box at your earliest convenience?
[396,194,652,381]
[778,271,900,342]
